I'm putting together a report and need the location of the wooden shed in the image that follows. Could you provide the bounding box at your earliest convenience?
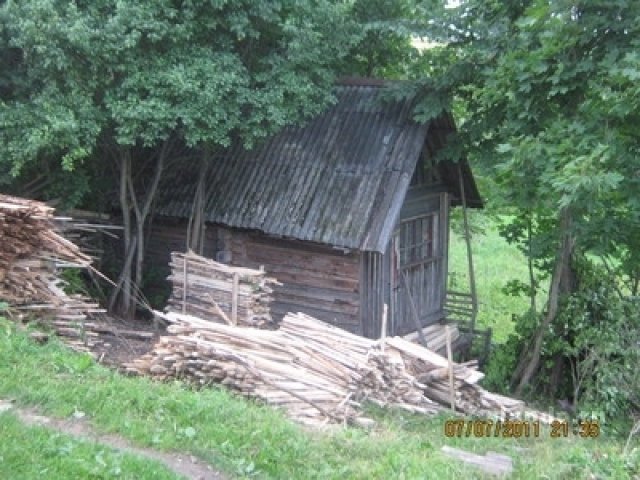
[150,78,482,338]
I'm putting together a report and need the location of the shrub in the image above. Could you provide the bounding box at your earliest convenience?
[485,261,640,434]
[59,268,88,296]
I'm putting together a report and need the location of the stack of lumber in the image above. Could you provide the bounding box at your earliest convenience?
[0,194,104,352]
[390,334,520,416]
[0,196,90,270]
[46,319,154,341]
[386,336,555,422]
[403,323,460,353]
[125,311,442,426]
[125,310,556,426]
[55,208,121,265]
[166,251,279,328]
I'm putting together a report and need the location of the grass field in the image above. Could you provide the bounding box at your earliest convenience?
[448,213,534,343]
[1,317,638,479]
[0,413,178,480]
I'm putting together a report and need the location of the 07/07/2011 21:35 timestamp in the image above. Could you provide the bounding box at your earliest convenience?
[443,419,600,438]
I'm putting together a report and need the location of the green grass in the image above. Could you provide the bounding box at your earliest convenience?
[0,318,638,479]
[449,213,534,342]
[0,412,179,479]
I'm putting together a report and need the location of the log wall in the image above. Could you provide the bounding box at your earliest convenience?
[146,217,218,269]
[227,231,362,334]
[144,218,218,307]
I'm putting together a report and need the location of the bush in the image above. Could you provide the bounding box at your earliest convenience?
[563,289,640,430]
[59,268,88,295]
[486,260,640,435]
[482,309,539,393]
[140,264,171,310]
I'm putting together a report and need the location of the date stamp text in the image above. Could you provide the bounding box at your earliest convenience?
[443,419,600,438]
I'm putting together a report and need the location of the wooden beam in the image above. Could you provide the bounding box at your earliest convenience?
[231,272,239,325]
[441,446,513,476]
[446,325,455,411]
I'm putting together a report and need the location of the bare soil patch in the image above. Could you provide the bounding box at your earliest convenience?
[88,315,161,367]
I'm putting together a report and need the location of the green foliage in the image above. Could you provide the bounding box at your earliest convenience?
[1,0,363,317]
[339,0,421,79]
[555,267,640,427]
[497,213,555,275]
[140,265,171,310]
[59,268,87,296]
[482,310,538,393]
[414,0,640,264]
[0,0,359,203]
[558,444,640,480]
[451,212,639,431]
[448,207,493,237]
[484,261,640,430]
[482,335,519,393]
[402,0,640,411]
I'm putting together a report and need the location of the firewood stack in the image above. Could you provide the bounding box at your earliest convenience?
[166,251,278,328]
[125,310,557,426]
[0,194,104,352]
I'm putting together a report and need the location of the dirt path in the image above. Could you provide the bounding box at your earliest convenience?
[0,399,227,480]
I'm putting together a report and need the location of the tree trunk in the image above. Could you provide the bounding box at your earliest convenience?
[108,140,169,319]
[513,207,575,396]
[109,150,133,316]
[129,139,168,307]
[527,211,537,313]
[548,352,565,397]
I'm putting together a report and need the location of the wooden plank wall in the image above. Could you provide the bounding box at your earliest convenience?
[146,218,218,274]
[227,231,362,334]
[360,251,385,338]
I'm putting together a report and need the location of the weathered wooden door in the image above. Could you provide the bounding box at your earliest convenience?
[390,194,448,335]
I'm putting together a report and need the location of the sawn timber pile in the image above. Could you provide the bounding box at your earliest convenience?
[0,194,104,352]
[125,310,554,426]
[167,251,278,328]
[403,322,461,354]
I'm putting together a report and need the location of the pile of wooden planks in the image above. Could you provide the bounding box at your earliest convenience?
[125,310,556,426]
[55,208,121,267]
[166,251,279,328]
[125,310,443,426]
[387,336,523,418]
[403,323,460,353]
[0,194,104,352]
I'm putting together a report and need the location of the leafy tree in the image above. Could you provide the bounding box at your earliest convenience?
[0,0,357,317]
[405,0,640,403]
[339,0,421,78]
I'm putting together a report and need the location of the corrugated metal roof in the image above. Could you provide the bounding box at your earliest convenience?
[156,82,470,252]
